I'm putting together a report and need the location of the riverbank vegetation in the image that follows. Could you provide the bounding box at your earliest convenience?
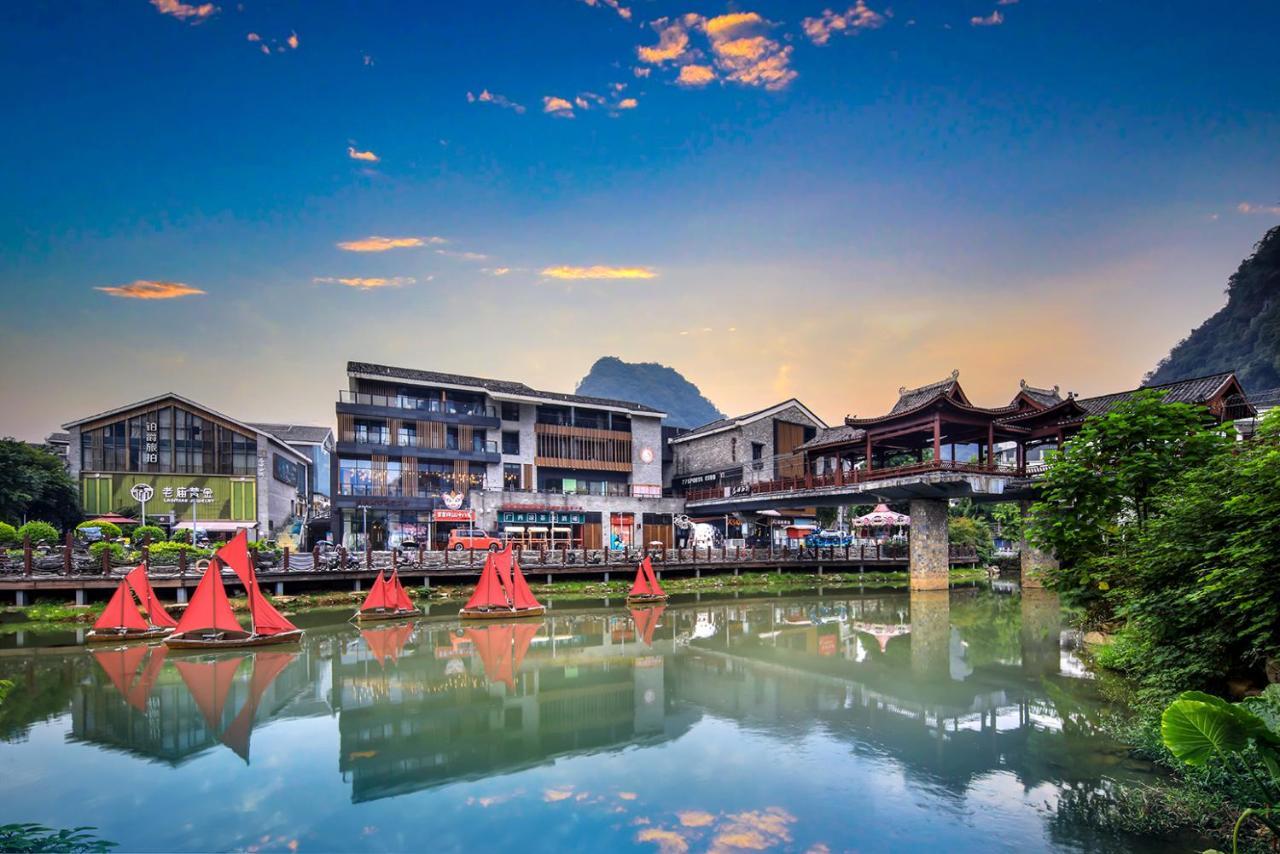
[1029,393,1280,847]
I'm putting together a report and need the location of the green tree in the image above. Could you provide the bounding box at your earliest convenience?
[0,522,16,547]
[0,440,80,529]
[77,519,121,540]
[1027,390,1230,602]
[989,502,1023,544]
[948,515,994,563]
[129,524,165,545]
[15,521,59,546]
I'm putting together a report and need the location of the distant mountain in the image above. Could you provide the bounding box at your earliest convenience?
[576,357,725,429]
[1147,225,1280,393]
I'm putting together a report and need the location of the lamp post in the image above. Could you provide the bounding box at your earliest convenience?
[191,496,198,545]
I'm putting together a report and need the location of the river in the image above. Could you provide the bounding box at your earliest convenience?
[0,587,1193,852]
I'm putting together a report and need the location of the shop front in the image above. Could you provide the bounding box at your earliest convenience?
[432,508,476,550]
[81,472,257,539]
[497,508,590,548]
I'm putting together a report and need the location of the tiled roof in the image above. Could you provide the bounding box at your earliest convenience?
[889,369,964,415]
[673,399,826,442]
[1014,380,1063,408]
[1075,372,1236,417]
[347,361,663,415]
[797,424,866,451]
[247,423,333,444]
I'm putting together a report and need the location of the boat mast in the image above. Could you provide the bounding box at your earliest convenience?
[244,557,258,636]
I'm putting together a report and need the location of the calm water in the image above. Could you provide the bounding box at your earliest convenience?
[0,588,1185,853]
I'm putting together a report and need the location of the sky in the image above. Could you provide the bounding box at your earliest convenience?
[1,0,1278,441]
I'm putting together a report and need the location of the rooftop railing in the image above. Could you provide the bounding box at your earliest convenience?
[338,390,497,418]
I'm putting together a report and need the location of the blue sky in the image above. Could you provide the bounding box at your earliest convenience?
[1,0,1278,439]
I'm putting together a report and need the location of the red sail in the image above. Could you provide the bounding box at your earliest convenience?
[507,552,542,611]
[631,606,665,646]
[247,580,298,635]
[629,560,654,597]
[362,623,413,665]
[125,646,169,711]
[175,655,246,733]
[93,581,150,632]
[92,645,148,698]
[172,560,244,636]
[463,553,511,610]
[125,564,178,627]
[642,556,665,597]
[360,572,391,612]
[389,569,415,611]
[467,624,515,689]
[222,651,297,763]
[492,548,514,594]
[216,530,255,590]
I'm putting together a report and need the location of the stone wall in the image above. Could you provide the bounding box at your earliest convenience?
[630,415,664,488]
[671,403,824,478]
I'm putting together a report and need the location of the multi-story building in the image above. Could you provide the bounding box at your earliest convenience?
[63,394,312,540]
[332,362,684,550]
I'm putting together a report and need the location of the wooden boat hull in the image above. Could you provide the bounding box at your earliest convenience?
[355,608,423,622]
[165,629,305,649]
[459,606,546,620]
[626,595,669,605]
[86,627,172,644]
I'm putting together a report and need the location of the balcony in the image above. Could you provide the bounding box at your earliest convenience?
[502,483,664,500]
[336,391,499,427]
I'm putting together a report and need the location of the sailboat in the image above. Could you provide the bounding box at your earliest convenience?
[173,650,298,763]
[354,567,422,621]
[625,555,668,604]
[459,546,545,619]
[87,565,176,642]
[630,604,666,646]
[165,531,303,649]
[360,621,415,666]
[465,621,542,689]
[91,643,169,710]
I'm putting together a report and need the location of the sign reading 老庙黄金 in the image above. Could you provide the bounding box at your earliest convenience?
[83,474,257,522]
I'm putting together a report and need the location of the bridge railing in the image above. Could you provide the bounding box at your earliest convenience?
[684,458,1029,502]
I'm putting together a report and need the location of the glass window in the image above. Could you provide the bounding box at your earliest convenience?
[503,463,522,490]
[398,423,417,447]
[501,402,520,422]
[501,430,520,455]
[339,458,373,496]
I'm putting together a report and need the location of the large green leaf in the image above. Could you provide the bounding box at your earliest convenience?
[1161,699,1247,765]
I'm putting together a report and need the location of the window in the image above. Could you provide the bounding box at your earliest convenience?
[752,442,764,460]
[354,419,389,445]
[503,463,523,490]
[339,458,373,495]
[501,402,520,422]
[502,430,520,455]
[398,423,417,447]
[731,438,738,463]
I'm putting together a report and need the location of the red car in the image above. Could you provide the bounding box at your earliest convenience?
[446,528,503,551]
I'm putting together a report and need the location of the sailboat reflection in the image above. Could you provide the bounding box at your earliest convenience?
[360,622,416,667]
[464,622,542,690]
[629,606,666,647]
[80,646,299,765]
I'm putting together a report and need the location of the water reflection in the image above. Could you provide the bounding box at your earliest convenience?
[0,588,1175,852]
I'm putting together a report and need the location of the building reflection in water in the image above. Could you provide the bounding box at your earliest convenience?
[61,587,1135,809]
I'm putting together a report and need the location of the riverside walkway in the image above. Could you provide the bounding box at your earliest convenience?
[0,543,978,605]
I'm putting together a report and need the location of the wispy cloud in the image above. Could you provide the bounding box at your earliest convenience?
[313,276,415,290]
[970,10,1004,26]
[347,146,379,162]
[467,89,527,114]
[336,235,444,252]
[578,0,632,21]
[150,0,216,22]
[543,96,576,118]
[435,249,488,261]
[677,64,715,87]
[247,30,300,54]
[485,267,512,276]
[637,12,797,91]
[617,97,638,109]
[95,280,206,299]
[541,265,657,280]
[802,2,886,46]
[1238,201,1280,215]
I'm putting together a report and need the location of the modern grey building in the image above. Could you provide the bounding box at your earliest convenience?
[333,361,684,550]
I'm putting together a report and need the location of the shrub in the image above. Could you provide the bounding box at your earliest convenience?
[77,520,121,540]
[0,522,17,548]
[169,528,193,544]
[129,525,166,545]
[88,542,127,564]
[145,542,212,564]
[16,521,59,546]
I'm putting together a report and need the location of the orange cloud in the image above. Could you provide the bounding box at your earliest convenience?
[579,0,632,20]
[313,277,415,290]
[246,32,260,42]
[150,0,216,21]
[677,64,715,87]
[802,2,886,45]
[637,18,695,64]
[347,146,379,162]
[543,788,575,802]
[541,265,657,280]
[677,811,716,827]
[702,12,763,37]
[95,280,206,299]
[708,808,796,853]
[467,89,527,114]
[617,97,639,109]
[636,828,690,854]
[971,10,1004,25]
[543,96,576,118]
[336,236,442,252]
[1238,202,1280,215]
[286,31,299,49]
[486,267,512,276]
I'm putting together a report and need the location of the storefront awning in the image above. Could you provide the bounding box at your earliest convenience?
[173,520,259,532]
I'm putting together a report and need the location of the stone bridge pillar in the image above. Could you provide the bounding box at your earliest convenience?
[908,498,949,589]
[1018,500,1057,589]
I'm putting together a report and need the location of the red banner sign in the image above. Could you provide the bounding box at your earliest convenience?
[433,509,475,522]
